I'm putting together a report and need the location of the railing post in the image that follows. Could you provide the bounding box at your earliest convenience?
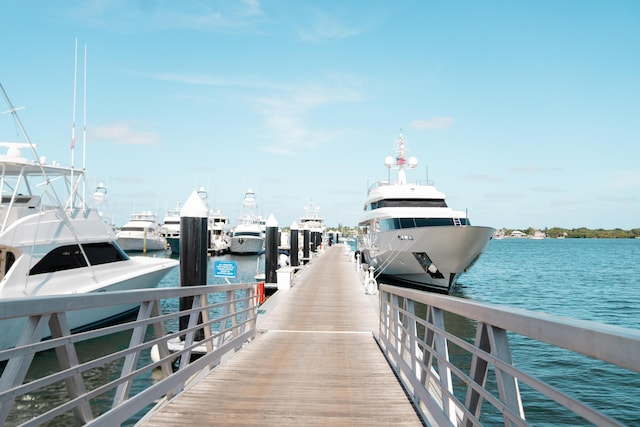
[49,312,94,424]
[487,325,525,425]
[0,315,51,425]
[201,293,214,355]
[150,298,174,384]
[113,300,156,408]
[464,322,491,427]
[430,306,456,424]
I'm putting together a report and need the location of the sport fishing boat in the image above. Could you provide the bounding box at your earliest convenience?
[0,83,178,350]
[229,188,265,255]
[357,132,494,294]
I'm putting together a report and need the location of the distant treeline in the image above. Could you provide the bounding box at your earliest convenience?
[508,227,640,239]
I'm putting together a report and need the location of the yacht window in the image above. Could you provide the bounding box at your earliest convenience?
[373,199,448,209]
[399,218,416,228]
[29,242,129,275]
[120,226,150,232]
[378,217,470,230]
[5,251,15,275]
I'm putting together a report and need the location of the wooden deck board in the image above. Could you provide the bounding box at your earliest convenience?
[140,245,423,426]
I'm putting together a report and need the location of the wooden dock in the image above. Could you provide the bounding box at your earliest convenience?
[140,245,423,426]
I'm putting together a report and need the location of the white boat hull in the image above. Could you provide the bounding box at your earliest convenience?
[358,225,494,293]
[0,87,179,351]
[229,235,264,254]
[117,234,167,251]
[0,256,177,350]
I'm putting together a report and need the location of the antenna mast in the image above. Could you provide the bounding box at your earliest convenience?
[82,43,87,208]
[71,38,77,167]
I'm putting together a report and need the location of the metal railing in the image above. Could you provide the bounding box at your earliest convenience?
[0,283,260,426]
[378,284,640,427]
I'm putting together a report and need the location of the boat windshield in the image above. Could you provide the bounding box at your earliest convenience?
[29,242,129,275]
[234,232,262,237]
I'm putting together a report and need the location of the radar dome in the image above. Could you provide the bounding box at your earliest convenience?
[384,156,395,168]
[408,157,418,168]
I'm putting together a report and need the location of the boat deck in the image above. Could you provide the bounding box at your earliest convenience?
[140,245,423,426]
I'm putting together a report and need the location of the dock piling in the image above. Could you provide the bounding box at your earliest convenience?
[265,214,278,286]
[179,190,209,340]
[290,221,299,267]
[302,228,310,263]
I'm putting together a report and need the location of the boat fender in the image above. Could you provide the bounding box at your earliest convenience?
[365,277,377,295]
[150,344,160,364]
[257,282,265,304]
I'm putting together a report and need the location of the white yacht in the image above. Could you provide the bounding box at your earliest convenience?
[299,199,326,252]
[208,209,230,255]
[117,211,168,252]
[229,188,265,255]
[0,83,178,350]
[161,202,182,253]
[357,132,494,294]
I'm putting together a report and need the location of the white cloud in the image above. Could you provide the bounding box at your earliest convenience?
[68,0,265,31]
[410,117,454,129]
[299,13,360,42]
[143,71,363,156]
[92,122,160,145]
[608,171,640,190]
[530,186,567,193]
[251,77,362,156]
[464,174,504,183]
[145,72,285,91]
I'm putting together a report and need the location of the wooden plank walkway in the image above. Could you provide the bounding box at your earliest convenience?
[140,245,423,426]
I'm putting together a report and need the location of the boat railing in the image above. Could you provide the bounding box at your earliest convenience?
[0,283,261,426]
[378,284,640,426]
[367,179,435,194]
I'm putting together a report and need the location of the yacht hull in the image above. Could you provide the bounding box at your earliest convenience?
[229,235,264,254]
[117,235,167,252]
[166,236,180,254]
[0,257,177,350]
[358,225,494,293]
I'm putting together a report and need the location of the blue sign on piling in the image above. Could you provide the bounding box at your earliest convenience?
[214,260,237,278]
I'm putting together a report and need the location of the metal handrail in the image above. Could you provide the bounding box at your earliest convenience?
[378,284,640,427]
[0,283,260,426]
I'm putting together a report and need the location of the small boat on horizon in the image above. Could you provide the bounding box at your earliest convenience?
[357,131,494,294]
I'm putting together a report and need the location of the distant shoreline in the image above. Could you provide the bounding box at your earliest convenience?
[495,227,640,239]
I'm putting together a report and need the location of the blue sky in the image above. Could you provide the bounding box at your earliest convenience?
[1,0,639,230]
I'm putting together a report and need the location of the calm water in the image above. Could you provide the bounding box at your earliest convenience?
[454,238,640,426]
[8,240,640,425]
